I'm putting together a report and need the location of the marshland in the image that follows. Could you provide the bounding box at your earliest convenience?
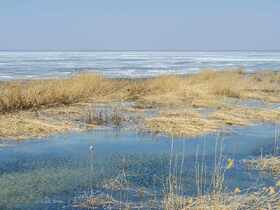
[0,68,280,209]
[2,0,280,208]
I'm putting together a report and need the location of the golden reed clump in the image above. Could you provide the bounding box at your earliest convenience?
[0,73,117,113]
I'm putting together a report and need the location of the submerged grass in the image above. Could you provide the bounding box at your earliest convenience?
[0,166,98,209]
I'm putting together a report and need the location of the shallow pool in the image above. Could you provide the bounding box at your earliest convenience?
[0,124,278,209]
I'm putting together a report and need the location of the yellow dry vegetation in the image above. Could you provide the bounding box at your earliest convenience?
[2,69,280,113]
[145,106,280,137]
[211,107,280,126]
[131,69,280,109]
[246,156,280,177]
[0,112,77,140]
[0,73,124,113]
[145,110,224,137]
[180,188,280,210]
[1,69,280,139]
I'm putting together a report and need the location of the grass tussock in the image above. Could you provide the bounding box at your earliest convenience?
[83,107,125,127]
[145,110,224,137]
[181,188,280,210]
[0,73,122,113]
[246,156,280,177]
[76,195,119,209]
[0,112,76,140]
[212,107,280,126]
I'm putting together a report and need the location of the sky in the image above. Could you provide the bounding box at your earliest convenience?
[0,0,279,51]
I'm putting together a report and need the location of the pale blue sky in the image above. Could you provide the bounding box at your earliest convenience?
[0,0,279,50]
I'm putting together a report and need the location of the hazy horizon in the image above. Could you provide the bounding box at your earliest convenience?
[1,49,280,52]
[1,0,279,51]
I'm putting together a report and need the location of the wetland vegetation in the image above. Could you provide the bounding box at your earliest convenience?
[0,69,280,209]
[1,69,280,140]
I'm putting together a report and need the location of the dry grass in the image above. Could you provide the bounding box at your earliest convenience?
[211,107,280,126]
[127,70,280,110]
[181,188,280,210]
[192,69,280,102]
[1,70,280,139]
[145,110,224,137]
[164,150,280,210]
[0,111,78,140]
[164,142,280,210]
[0,73,124,113]
[76,195,118,209]
[83,106,126,127]
[0,100,131,140]
[0,102,101,140]
[144,106,280,138]
[246,156,280,177]
[1,70,280,113]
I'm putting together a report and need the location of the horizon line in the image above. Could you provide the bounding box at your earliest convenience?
[1,49,280,52]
